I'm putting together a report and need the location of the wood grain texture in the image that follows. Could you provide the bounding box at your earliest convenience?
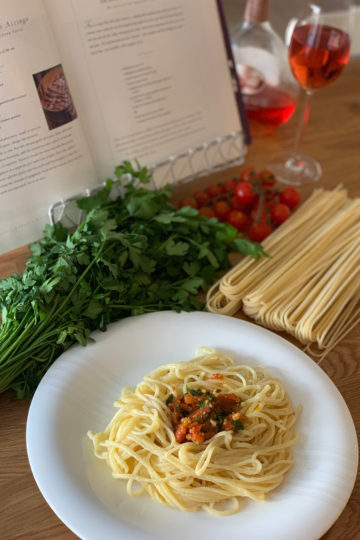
[0,60,359,540]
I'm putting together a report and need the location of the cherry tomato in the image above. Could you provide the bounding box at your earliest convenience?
[264,188,277,203]
[249,219,273,242]
[226,210,248,231]
[178,196,198,209]
[270,203,291,225]
[279,187,301,209]
[251,192,260,207]
[198,206,215,218]
[229,195,246,212]
[240,167,258,183]
[235,181,256,205]
[214,200,231,221]
[222,179,237,193]
[206,184,222,198]
[193,190,209,206]
[260,169,276,187]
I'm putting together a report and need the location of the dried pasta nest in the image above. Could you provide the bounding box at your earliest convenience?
[206,188,360,362]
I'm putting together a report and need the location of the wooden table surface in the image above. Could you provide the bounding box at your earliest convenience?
[1,60,359,540]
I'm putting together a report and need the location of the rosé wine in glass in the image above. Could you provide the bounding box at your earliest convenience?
[268,1,351,186]
[245,86,297,129]
[289,24,350,90]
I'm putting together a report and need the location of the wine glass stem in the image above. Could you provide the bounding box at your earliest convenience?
[293,90,314,156]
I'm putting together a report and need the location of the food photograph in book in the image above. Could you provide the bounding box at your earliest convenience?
[32,64,77,130]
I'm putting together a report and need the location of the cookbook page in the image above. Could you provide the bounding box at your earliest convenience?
[44,0,245,182]
[0,0,98,254]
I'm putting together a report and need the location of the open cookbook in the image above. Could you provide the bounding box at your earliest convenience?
[0,0,248,254]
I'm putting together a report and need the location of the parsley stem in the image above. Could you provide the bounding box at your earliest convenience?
[0,308,34,356]
[0,309,37,363]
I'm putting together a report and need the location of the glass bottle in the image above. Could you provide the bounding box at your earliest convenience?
[230,0,299,136]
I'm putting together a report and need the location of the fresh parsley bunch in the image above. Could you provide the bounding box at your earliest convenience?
[0,162,266,399]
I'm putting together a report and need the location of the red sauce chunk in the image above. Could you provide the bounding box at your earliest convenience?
[166,387,247,444]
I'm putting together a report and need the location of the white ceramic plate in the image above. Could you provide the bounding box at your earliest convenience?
[26,311,358,540]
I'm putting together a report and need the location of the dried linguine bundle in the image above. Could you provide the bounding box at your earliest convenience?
[206,188,360,361]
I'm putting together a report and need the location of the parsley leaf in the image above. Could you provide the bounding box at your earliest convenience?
[231,419,244,431]
[186,387,203,397]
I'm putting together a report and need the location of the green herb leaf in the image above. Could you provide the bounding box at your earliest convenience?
[233,237,268,259]
[163,238,189,257]
[231,419,244,431]
[187,388,203,397]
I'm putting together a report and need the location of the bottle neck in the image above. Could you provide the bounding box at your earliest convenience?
[244,0,269,23]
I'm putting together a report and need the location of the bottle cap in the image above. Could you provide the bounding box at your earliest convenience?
[244,0,269,23]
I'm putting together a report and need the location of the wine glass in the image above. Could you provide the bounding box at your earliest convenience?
[268,1,351,186]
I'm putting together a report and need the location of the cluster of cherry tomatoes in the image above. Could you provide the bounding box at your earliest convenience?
[177,167,301,243]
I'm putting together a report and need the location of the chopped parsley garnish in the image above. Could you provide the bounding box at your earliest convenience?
[216,412,227,427]
[187,387,203,397]
[231,419,244,431]
[167,387,247,444]
[166,394,174,405]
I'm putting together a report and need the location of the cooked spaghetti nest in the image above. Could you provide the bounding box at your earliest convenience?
[88,347,300,515]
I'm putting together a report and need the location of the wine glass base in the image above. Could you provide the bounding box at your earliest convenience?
[268,152,322,186]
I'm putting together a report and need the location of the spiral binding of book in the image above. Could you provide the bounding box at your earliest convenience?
[49,131,246,227]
